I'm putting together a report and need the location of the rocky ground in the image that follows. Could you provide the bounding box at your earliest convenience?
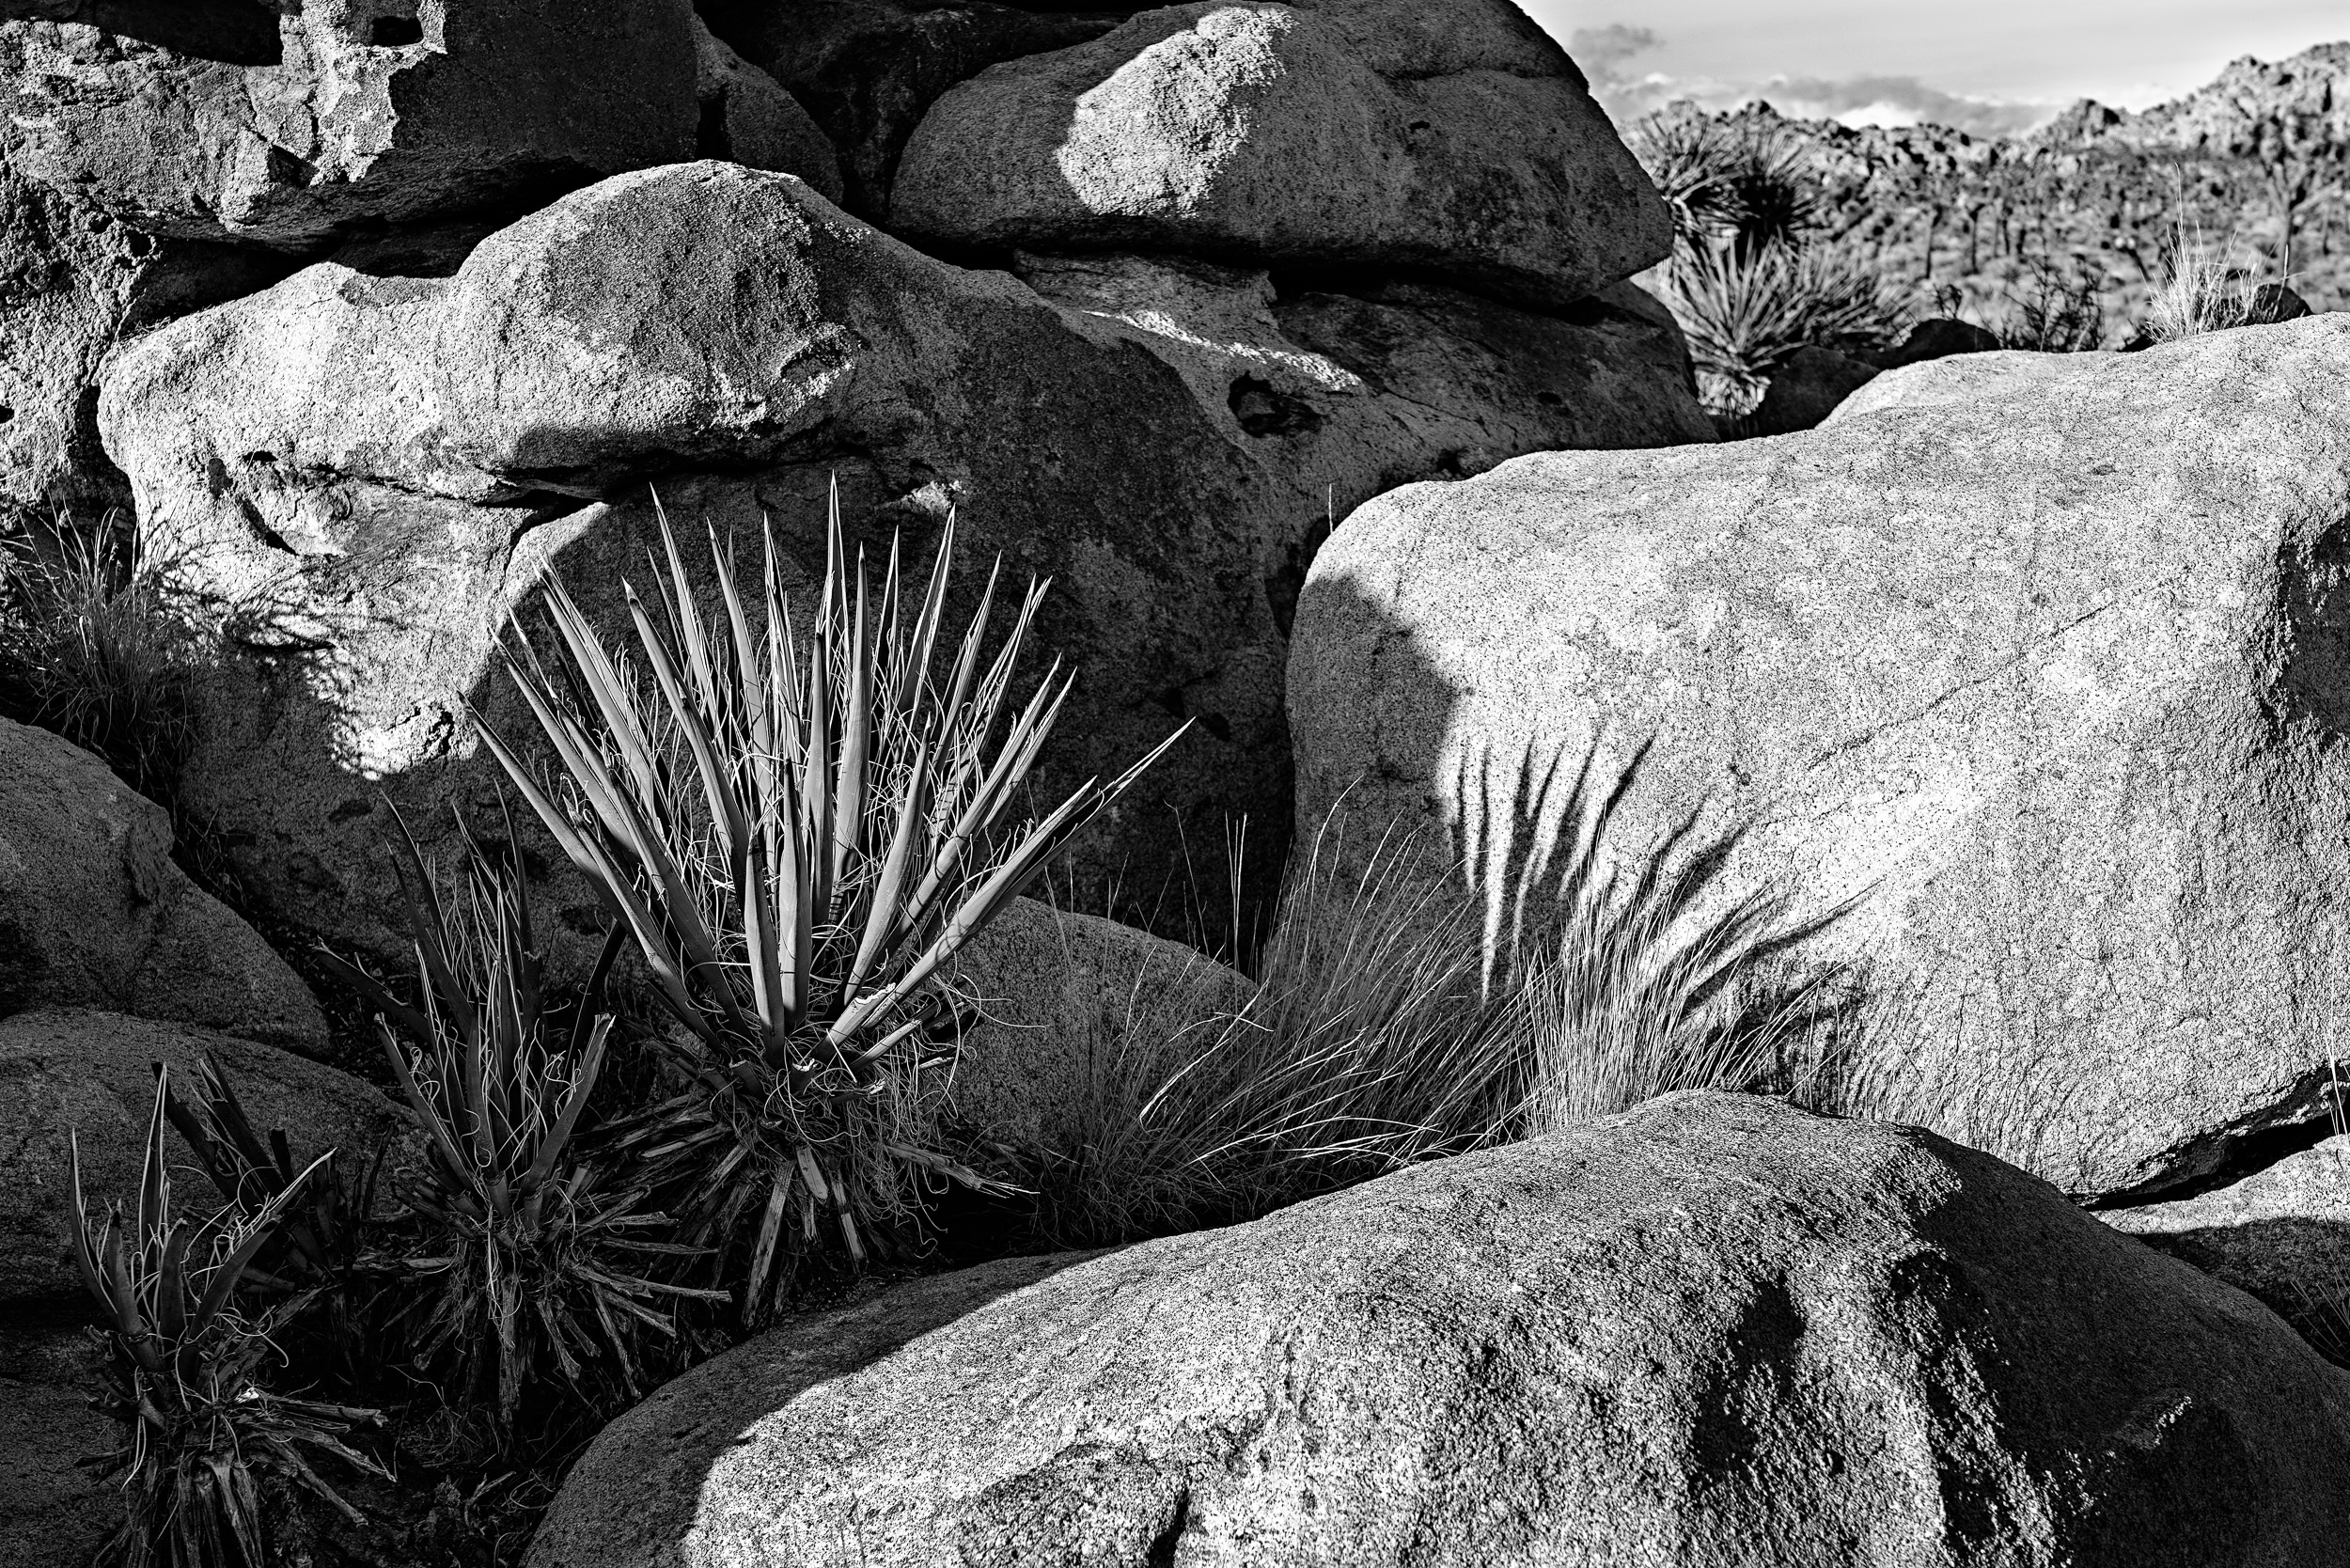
[1688,42,2350,339]
[4,4,2350,1567]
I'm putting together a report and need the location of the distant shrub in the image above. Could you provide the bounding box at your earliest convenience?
[1995,255,2108,352]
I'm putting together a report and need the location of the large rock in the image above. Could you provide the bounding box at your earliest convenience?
[97,162,1706,968]
[0,1321,113,1568]
[0,1008,400,1304]
[889,1,1670,308]
[697,0,1132,220]
[0,1,717,248]
[946,895,1251,1152]
[1288,316,2350,1200]
[528,1092,2350,1568]
[1742,343,1878,436]
[2107,1135,2350,1327]
[0,716,326,1051]
[0,171,284,527]
[689,16,845,202]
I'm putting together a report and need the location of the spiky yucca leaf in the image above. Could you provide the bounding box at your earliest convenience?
[1628,111,1823,259]
[1657,240,1905,418]
[69,1066,384,1568]
[475,488,1184,1320]
[337,810,720,1425]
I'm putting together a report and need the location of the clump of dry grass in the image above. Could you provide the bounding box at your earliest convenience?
[1023,743,1853,1247]
[0,510,200,806]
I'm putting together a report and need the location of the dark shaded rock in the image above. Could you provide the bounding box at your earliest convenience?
[697,0,1130,219]
[0,1317,112,1568]
[889,0,1671,308]
[0,716,326,1051]
[2106,1134,2350,1327]
[1878,315,2004,368]
[690,13,844,201]
[1742,343,1879,435]
[529,1092,2350,1568]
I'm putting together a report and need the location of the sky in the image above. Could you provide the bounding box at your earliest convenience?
[1525,0,2348,135]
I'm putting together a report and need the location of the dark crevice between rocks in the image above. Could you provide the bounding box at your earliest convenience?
[1145,1486,1191,1568]
[24,0,287,65]
[2084,1106,2341,1213]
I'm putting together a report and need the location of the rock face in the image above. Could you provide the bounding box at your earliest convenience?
[2107,1135,2350,1325]
[98,161,1707,966]
[946,896,1250,1152]
[689,16,845,201]
[0,1322,113,1568]
[0,1008,400,1304]
[1289,317,2350,1200]
[0,1,712,248]
[0,172,285,527]
[528,1092,2350,1568]
[0,717,326,1051]
[698,0,1132,220]
[890,1,1669,307]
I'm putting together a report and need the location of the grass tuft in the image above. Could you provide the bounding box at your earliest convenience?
[1021,741,1850,1247]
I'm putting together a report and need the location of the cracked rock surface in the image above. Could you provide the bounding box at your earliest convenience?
[525,1092,2350,1568]
[0,0,821,249]
[1288,317,2350,1200]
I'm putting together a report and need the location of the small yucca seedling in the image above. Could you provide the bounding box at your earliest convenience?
[163,1052,383,1374]
[475,489,1185,1321]
[70,1066,384,1568]
[329,810,721,1425]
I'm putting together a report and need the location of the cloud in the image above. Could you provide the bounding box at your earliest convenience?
[1568,24,1664,75]
[1566,25,2060,140]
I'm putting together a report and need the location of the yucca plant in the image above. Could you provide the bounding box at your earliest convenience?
[1658,240,1905,419]
[473,490,1185,1320]
[70,1067,384,1568]
[1629,112,1824,259]
[324,808,720,1426]
[163,1053,382,1372]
